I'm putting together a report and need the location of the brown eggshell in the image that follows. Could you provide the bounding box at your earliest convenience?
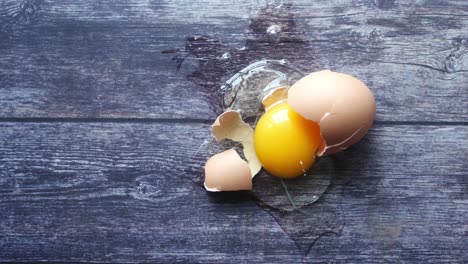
[204,149,252,192]
[288,70,376,156]
[211,111,262,177]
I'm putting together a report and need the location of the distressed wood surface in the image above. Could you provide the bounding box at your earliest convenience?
[0,0,467,263]
[0,123,466,263]
[0,0,466,121]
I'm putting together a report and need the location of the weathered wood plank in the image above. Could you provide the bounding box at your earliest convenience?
[0,121,302,262]
[0,0,466,121]
[304,125,468,263]
[0,122,466,262]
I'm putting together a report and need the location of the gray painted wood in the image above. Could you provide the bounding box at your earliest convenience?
[0,123,466,263]
[0,0,466,121]
[0,0,467,263]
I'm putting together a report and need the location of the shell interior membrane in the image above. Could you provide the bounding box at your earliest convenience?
[189,60,333,210]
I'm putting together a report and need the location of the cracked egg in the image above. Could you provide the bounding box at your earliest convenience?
[255,70,375,179]
[288,70,376,157]
[204,61,375,190]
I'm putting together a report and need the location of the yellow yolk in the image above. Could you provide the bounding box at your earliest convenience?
[254,102,322,179]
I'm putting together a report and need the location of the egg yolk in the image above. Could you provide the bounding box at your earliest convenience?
[254,102,322,179]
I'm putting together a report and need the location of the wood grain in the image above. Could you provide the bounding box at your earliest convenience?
[0,0,466,121]
[0,123,466,262]
[1,0,467,263]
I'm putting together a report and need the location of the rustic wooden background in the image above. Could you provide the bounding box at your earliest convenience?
[0,0,467,263]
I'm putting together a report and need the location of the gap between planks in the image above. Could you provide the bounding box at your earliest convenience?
[0,117,466,126]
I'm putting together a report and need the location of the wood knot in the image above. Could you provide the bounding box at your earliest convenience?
[348,29,384,49]
[443,37,467,73]
[0,0,42,30]
[16,0,42,25]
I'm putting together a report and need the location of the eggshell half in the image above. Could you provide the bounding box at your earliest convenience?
[204,149,253,192]
[288,70,376,156]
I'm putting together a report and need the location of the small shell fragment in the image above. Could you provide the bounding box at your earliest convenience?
[211,111,262,177]
[204,149,252,192]
[261,87,288,110]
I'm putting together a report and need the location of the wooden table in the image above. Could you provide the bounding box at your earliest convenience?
[1,0,466,263]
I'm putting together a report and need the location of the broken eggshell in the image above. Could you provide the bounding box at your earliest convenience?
[261,86,288,110]
[203,111,262,192]
[288,70,376,156]
[211,111,262,177]
[204,149,252,191]
[203,66,375,191]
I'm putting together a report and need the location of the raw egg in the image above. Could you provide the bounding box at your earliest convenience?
[254,102,322,179]
[203,67,376,190]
